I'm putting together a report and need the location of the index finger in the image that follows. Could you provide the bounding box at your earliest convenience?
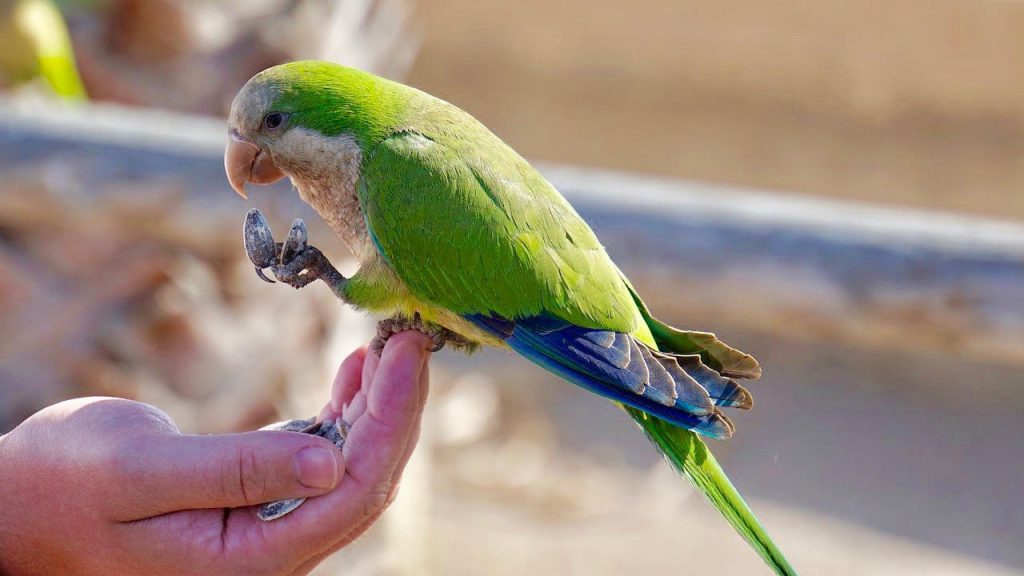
[319,346,367,422]
[343,331,431,486]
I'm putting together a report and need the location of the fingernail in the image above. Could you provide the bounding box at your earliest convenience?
[294,446,340,490]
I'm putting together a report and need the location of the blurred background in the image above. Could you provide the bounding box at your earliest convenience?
[1,0,1022,574]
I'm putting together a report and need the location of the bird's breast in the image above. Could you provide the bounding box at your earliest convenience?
[278,130,371,261]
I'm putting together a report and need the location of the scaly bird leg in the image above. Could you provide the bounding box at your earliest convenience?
[370,312,474,355]
[243,210,475,355]
[256,416,349,521]
[243,209,346,294]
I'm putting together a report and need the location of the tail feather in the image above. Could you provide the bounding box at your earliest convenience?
[638,343,714,414]
[626,407,798,576]
[672,353,753,409]
[500,319,735,438]
[465,311,796,573]
[620,275,762,379]
[616,276,794,573]
[468,313,735,437]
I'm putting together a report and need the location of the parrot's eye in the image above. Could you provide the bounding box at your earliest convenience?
[263,112,286,130]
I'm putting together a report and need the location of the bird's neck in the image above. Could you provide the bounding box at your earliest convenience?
[296,174,371,262]
[276,129,373,262]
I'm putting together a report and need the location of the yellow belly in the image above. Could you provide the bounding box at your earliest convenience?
[344,245,508,349]
[391,295,509,349]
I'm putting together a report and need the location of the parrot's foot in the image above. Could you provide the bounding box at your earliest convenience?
[243,209,346,293]
[370,313,474,355]
[256,416,349,522]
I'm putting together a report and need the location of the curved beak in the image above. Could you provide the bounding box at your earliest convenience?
[224,130,286,198]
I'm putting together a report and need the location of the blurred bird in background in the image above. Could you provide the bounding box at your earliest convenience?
[0,0,86,99]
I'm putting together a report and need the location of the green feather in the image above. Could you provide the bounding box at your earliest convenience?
[622,274,763,379]
[260,60,407,147]
[359,121,646,336]
[626,406,797,576]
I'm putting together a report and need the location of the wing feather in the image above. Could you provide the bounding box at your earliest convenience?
[359,126,644,336]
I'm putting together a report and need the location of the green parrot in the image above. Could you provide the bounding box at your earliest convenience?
[226,60,796,575]
[0,0,87,99]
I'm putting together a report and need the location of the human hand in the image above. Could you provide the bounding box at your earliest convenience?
[0,331,432,576]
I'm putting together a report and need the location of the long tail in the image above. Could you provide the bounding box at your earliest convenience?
[626,406,797,576]
[466,308,798,574]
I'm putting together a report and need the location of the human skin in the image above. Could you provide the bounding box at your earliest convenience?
[0,330,433,576]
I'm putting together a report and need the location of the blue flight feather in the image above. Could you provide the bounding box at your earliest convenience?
[467,314,734,439]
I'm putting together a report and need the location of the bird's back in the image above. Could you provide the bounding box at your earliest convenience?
[363,88,655,344]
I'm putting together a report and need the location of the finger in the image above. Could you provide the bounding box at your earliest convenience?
[338,340,382,423]
[112,430,345,519]
[342,388,368,426]
[331,367,429,544]
[296,352,434,567]
[320,347,366,421]
[321,358,430,553]
[345,330,432,485]
[258,331,431,557]
[327,359,432,547]
[388,359,431,487]
[361,344,381,387]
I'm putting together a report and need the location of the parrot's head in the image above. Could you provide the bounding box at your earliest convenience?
[225,60,402,198]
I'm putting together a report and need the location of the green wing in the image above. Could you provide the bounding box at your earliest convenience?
[358,118,645,337]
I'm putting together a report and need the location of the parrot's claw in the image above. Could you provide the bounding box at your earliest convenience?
[269,245,331,289]
[256,416,349,522]
[371,313,475,355]
[254,267,276,284]
[242,208,347,293]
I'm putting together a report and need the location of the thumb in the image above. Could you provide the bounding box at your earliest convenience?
[116,430,345,518]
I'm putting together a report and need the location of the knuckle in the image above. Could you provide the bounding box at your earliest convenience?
[362,480,396,518]
[103,444,144,485]
[224,443,267,506]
